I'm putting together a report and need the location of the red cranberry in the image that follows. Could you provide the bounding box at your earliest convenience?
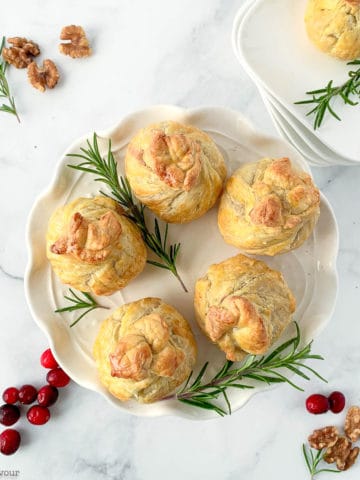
[27,405,50,425]
[18,385,37,405]
[40,348,58,369]
[0,429,21,455]
[306,394,329,414]
[46,368,70,388]
[2,387,19,404]
[328,391,346,413]
[37,385,58,407]
[0,404,20,426]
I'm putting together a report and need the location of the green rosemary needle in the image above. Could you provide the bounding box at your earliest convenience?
[172,323,326,416]
[55,288,108,327]
[0,36,20,122]
[67,133,187,292]
[295,59,360,130]
[302,444,340,479]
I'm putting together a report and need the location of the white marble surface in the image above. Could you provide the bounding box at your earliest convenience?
[1,0,359,478]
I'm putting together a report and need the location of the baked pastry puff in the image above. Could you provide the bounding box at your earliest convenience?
[194,254,296,362]
[305,0,360,60]
[93,297,197,403]
[218,157,320,256]
[125,121,227,223]
[46,196,147,296]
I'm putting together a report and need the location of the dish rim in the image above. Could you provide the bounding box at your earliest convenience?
[233,0,360,164]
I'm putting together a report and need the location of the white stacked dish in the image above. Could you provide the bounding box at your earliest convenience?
[232,0,360,167]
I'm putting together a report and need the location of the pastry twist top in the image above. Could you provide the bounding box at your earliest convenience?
[218,157,320,255]
[50,210,122,263]
[140,130,202,191]
[46,196,147,295]
[125,121,227,223]
[194,254,296,362]
[110,313,186,381]
[93,298,197,403]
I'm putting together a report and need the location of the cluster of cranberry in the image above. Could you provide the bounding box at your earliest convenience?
[0,349,70,455]
[306,391,346,415]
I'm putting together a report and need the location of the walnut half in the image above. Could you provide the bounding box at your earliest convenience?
[344,447,360,471]
[59,25,91,58]
[27,60,59,92]
[308,426,339,450]
[2,37,40,68]
[345,406,360,442]
[323,436,352,471]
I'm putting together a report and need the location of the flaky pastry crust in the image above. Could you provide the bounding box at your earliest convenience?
[218,157,320,256]
[125,121,227,223]
[194,254,296,361]
[93,297,197,403]
[46,196,147,296]
[305,0,360,60]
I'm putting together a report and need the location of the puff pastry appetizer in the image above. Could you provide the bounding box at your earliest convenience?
[125,120,227,223]
[93,297,197,403]
[218,157,320,256]
[305,0,360,60]
[194,254,296,362]
[46,196,147,296]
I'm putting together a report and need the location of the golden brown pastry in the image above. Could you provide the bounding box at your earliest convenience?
[305,0,360,60]
[93,297,197,403]
[218,157,320,256]
[194,254,296,362]
[46,196,147,296]
[125,121,227,223]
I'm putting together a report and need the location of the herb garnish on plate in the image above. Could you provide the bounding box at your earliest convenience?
[295,59,360,130]
[67,133,187,292]
[168,323,326,416]
[55,289,109,327]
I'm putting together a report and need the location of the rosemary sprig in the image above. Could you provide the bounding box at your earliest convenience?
[67,133,187,292]
[302,444,341,479]
[172,323,326,416]
[55,288,109,327]
[0,36,20,122]
[295,59,360,129]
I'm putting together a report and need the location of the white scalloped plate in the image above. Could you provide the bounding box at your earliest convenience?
[25,105,339,420]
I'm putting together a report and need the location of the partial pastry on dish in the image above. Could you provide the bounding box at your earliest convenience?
[93,297,197,403]
[194,254,296,362]
[305,0,360,60]
[125,120,227,223]
[218,157,320,256]
[46,196,147,296]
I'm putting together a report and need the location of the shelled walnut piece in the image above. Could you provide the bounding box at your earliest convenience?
[307,406,360,472]
[59,25,91,58]
[27,60,59,92]
[308,426,339,449]
[2,37,40,68]
[324,436,359,471]
[345,406,360,442]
